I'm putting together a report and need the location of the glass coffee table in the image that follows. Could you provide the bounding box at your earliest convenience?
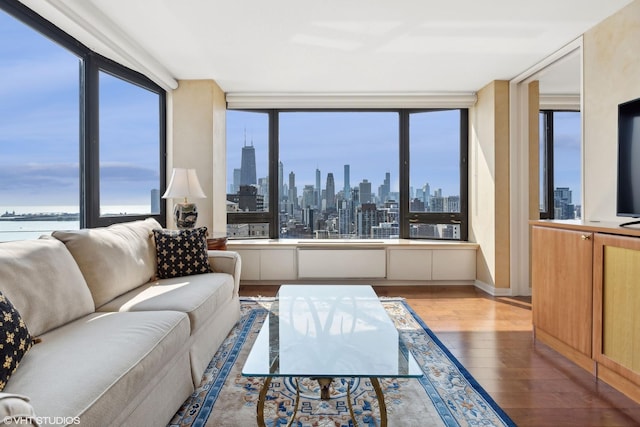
[242,284,423,427]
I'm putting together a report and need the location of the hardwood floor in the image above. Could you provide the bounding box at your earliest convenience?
[239,284,640,426]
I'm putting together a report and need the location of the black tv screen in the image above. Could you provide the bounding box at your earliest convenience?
[617,96,640,224]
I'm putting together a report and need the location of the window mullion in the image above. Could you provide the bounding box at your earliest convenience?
[545,111,555,219]
[399,110,410,238]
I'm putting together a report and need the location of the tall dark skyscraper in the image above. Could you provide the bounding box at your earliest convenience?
[344,165,350,200]
[326,173,336,210]
[240,143,256,186]
[359,179,372,204]
[379,172,390,202]
[288,171,297,209]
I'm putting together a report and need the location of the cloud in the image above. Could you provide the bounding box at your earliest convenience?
[0,162,159,206]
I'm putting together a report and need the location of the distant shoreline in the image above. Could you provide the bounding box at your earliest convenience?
[0,212,79,222]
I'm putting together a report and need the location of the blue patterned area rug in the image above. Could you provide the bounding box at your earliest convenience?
[169,298,516,427]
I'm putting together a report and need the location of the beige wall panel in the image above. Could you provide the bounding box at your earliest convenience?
[211,83,227,233]
[470,82,497,287]
[528,81,540,221]
[470,81,511,288]
[170,80,226,232]
[583,0,640,221]
[494,81,510,288]
[170,80,215,230]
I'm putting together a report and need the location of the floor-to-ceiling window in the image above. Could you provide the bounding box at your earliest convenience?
[0,5,80,241]
[406,109,468,239]
[97,69,163,218]
[0,0,166,241]
[226,109,468,240]
[539,110,581,219]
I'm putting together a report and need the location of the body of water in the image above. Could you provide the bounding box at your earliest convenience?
[0,205,150,242]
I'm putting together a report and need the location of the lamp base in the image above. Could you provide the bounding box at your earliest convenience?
[174,203,198,229]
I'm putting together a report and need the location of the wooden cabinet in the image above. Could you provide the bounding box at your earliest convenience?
[531,226,594,369]
[531,220,640,403]
[593,233,640,401]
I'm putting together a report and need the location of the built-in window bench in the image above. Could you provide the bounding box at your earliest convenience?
[226,239,478,286]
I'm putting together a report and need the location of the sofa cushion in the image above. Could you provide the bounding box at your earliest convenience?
[0,392,36,424]
[0,292,33,391]
[4,311,190,423]
[152,227,211,279]
[52,218,161,308]
[0,239,94,337]
[97,272,235,334]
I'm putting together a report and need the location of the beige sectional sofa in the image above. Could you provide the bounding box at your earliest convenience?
[0,218,241,426]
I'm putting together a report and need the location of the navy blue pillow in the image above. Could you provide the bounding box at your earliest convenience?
[153,227,211,279]
[0,291,33,391]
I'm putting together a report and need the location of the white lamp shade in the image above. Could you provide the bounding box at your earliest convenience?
[162,168,206,200]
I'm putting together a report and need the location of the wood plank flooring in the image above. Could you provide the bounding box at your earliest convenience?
[239,284,640,426]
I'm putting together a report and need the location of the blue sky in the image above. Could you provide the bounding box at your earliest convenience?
[1,7,582,210]
[0,9,160,208]
[227,109,465,199]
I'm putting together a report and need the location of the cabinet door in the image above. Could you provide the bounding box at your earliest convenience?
[532,226,593,356]
[234,249,260,281]
[593,233,640,382]
[260,249,296,280]
[387,249,432,280]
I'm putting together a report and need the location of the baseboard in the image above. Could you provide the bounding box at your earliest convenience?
[474,280,513,296]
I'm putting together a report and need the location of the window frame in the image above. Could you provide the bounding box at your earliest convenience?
[1,0,166,229]
[539,110,555,219]
[401,109,469,240]
[227,108,469,241]
[539,109,580,220]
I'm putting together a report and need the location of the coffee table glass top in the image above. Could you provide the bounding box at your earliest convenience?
[242,285,423,378]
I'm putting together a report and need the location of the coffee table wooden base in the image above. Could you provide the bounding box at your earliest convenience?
[256,377,387,427]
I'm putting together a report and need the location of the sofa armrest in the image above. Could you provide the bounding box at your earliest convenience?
[0,393,37,426]
[208,250,242,295]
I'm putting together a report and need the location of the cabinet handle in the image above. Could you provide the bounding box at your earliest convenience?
[581,234,591,241]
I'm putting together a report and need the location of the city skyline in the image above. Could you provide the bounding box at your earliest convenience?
[227,110,583,207]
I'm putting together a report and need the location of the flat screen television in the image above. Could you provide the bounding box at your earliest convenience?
[617,96,640,227]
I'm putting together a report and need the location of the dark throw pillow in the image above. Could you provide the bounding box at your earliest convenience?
[153,227,212,279]
[0,292,33,391]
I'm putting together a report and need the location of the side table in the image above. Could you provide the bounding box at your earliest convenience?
[206,233,228,251]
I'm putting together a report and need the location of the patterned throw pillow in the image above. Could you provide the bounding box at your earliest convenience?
[0,292,33,391]
[153,227,212,279]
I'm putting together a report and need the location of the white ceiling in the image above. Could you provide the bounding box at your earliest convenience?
[20,0,632,96]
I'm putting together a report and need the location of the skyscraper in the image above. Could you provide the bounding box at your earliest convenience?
[233,168,241,193]
[554,187,575,219]
[359,179,372,204]
[378,172,390,202]
[288,171,297,209]
[302,185,315,209]
[344,165,350,200]
[240,143,256,186]
[326,173,335,210]
[315,168,321,208]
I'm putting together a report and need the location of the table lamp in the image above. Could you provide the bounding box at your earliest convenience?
[162,168,206,229]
